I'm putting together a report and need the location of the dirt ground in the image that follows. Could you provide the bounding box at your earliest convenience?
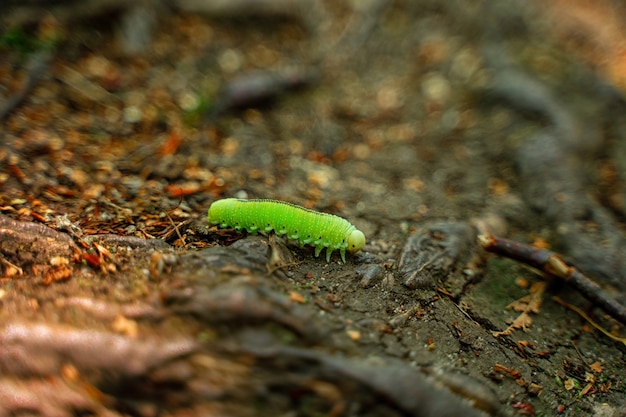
[1,1,625,416]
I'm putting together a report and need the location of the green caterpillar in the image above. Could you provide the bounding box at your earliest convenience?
[208,198,366,263]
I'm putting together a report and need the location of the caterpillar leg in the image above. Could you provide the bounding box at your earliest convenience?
[314,245,323,258]
[325,248,346,263]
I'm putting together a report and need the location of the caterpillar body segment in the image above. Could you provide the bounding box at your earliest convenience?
[208,198,366,263]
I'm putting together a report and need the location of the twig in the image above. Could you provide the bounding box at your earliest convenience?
[165,212,185,245]
[553,296,626,345]
[478,234,626,325]
[0,254,23,276]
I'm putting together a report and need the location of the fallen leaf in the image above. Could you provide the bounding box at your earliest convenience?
[564,378,578,391]
[493,312,533,337]
[589,361,603,373]
[289,291,305,304]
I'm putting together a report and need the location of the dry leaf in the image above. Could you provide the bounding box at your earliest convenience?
[497,282,546,337]
[589,361,604,373]
[564,378,578,391]
[346,329,361,341]
[493,363,522,379]
[289,291,305,304]
[493,312,533,337]
[580,382,594,397]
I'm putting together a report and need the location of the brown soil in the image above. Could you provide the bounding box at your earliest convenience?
[1,1,625,416]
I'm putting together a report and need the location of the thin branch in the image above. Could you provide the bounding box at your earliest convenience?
[478,234,626,325]
[553,296,626,345]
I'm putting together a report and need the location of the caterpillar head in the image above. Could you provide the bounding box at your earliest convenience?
[347,229,366,253]
[207,198,236,225]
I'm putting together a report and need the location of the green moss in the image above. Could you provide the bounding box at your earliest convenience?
[197,330,217,343]
[475,257,528,311]
[0,28,39,53]
[265,322,298,345]
[183,93,213,126]
[0,27,60,54]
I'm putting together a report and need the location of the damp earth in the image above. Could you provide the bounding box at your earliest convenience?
[1,1,625,416]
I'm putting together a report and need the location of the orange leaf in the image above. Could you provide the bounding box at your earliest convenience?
[493,312,533,337]
[589,361,604,373]
[160,131,182,156]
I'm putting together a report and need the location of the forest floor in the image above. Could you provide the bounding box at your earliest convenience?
[1,1,625,416]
